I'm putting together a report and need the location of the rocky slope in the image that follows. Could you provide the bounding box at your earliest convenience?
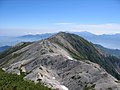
[49,32,120,79]
[0,32,120,90]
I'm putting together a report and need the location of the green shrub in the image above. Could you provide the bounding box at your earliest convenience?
[0,69,52,90]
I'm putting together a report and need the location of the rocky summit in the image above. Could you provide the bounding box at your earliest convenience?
[0,32,120,90]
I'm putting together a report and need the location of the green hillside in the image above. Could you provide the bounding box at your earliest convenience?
[0,69,52,90]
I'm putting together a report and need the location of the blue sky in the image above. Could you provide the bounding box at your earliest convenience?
[0,0,120,36]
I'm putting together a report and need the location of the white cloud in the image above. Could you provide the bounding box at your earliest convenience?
[53,23,120,35]
[1,23,120,36]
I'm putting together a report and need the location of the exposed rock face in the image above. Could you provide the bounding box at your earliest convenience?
[0,32,120,90]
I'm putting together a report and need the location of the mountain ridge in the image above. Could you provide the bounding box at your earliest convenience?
[49,32,120,79]
[0,32,120,90]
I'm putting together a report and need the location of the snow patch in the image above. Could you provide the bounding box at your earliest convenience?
[21,66,26,72]
[52,77,55,80]
[66,56,73,60]
[60,85,69,90]
[17,72,21,75]
[2,68,6,71]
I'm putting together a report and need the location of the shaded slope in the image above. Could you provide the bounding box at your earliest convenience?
[95,44,120,58]
[95,44,120,74]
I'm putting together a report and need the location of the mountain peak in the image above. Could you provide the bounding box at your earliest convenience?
[57,31,67,34]
[53,31,68,36]
[49,31,69,40]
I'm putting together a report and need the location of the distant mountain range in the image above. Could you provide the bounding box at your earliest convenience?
[75,31,120,49]
[19,33,54,40]
[0,46,11,52]
[0,31,120,49]
[0,33,54,47]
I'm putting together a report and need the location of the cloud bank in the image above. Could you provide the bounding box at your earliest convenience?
[1,23,120,36]
[54,23,120,35]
